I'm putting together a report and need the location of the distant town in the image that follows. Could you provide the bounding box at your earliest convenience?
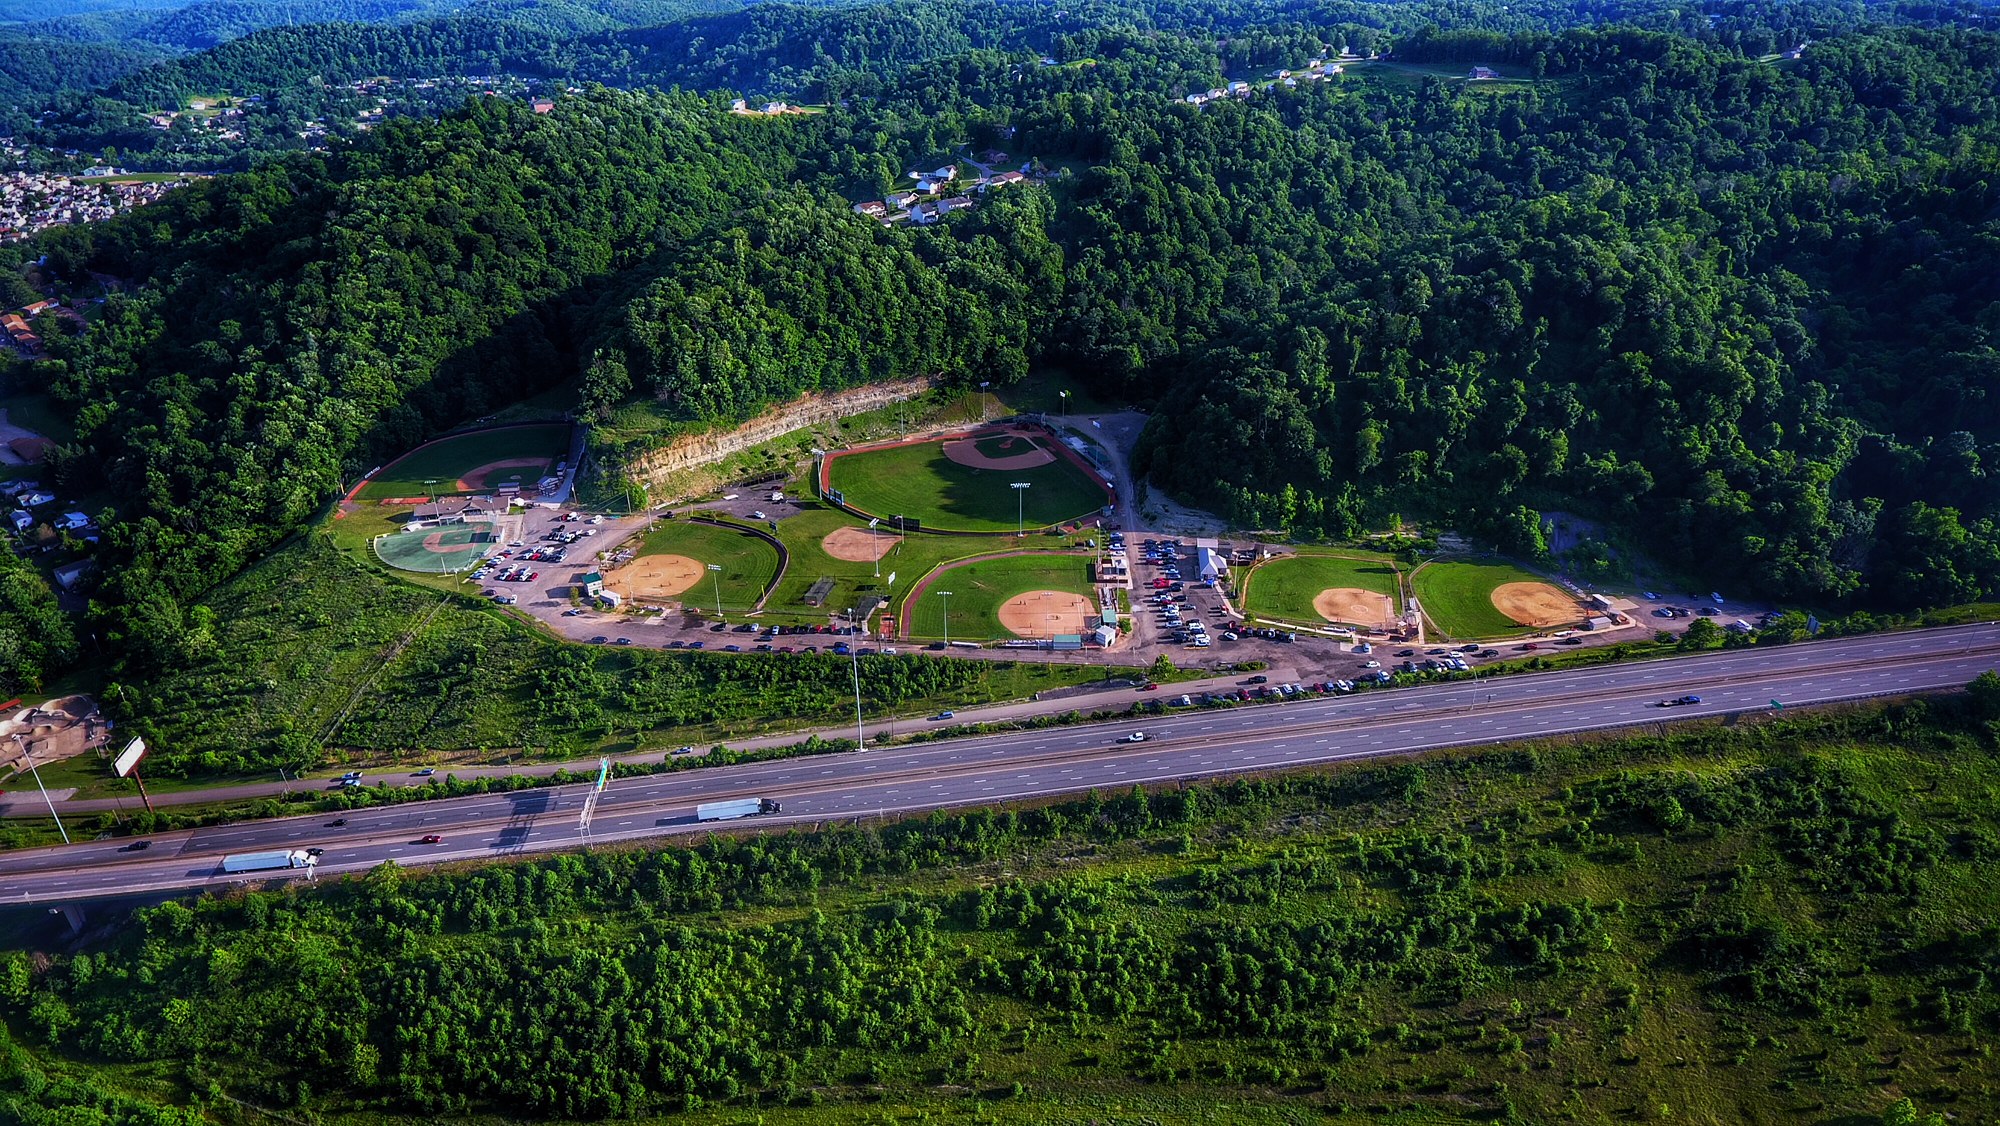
[0,158,204,243]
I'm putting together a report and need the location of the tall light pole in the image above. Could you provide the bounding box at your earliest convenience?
[849,609,866,750]
[1011,482,1031,538]
[869,517,881,578]
[707,563,723,620]
[809,447,826,498]
[14,737,68,844]
[1058,388,1069,417]
[938,590,953,647]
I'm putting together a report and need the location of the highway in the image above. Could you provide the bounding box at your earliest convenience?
[5,622,1996,905]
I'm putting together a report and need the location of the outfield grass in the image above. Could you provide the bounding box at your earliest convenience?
[827,437,1106,533]
[1239,551,1401,624]
[759,506,1014,625]
[356,423,571,500]
[1412,558,1552,638]
[900,552,1096,640]
[628,519,781,610]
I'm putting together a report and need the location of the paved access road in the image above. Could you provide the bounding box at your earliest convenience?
[6,623,1996,904]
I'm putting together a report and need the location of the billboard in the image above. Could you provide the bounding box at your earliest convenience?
[113,738,147,778]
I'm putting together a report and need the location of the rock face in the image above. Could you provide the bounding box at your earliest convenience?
[620,377,935,500]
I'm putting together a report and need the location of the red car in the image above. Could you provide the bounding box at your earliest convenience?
[420,834,443,844]
[1140,682,1159,692]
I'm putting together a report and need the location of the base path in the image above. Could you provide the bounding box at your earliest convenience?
[458,457,553,493]
[1314,587,1394,629]
[1492,581,1585,628]
[998,589,1096,638]
[822,526,902,562]
[613,554,705,600]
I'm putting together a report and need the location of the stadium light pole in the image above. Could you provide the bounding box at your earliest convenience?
[423,478,439,506]
[707,563,723,620]
[869,517,881,578]
[938,590,953,647]
[1058,388,1069,416]
[1011,482,1031,538]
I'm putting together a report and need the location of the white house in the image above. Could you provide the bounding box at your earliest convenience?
[56,511,89,531]
[7,510,29,531]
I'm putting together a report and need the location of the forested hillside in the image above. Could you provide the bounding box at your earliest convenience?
[5,692,1998,1122]
[8,2,2000,694]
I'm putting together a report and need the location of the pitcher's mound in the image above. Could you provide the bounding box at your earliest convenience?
[614,554,705,600]
[1314,587,1393,627]
[1492,581,1582,628]
[997,589,1095,638]
[823,526,901,562]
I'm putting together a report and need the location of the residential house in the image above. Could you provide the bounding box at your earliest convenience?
[730,98,748,111]
[56,511,90,532]
[763,101,788,114]
[52,558,94,591]
[909,202,940,225]
[531,98,555,113]
[1227,81,1251,96]
[853,200,888,217]
[6,510,28,531]
[983,171,1027,190]
[1468,66,1500,80]
[20,492,54,507]
[937,195,975,215]
[886,191,919,209]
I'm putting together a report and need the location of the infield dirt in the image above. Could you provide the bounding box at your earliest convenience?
[997,589,1095,638]
[1491,581,1584,628]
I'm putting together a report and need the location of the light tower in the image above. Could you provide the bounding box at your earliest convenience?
[1011,481,1031,537]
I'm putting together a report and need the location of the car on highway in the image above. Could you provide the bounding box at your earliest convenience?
[415,767,436,776]
[930,711,956,721]
[672,745,695,755]
[1140,682,1159,692]
[327,818,347,827]
[615,637,632,645]
[1658,694,1703,707]
[420,834,444,844]
[1557,637,1585,645]
[1123,732,1149,743]
[119,840,151,852]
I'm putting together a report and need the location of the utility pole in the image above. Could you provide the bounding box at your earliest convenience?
[708,563,724,620]
[939,590,953,647]
[1012,481,1031,538]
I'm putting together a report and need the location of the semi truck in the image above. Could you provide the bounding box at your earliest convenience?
[696,798,783,822]
[220,849,318,874]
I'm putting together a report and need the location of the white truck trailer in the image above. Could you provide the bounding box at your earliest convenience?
[695,798,783,822]
[220,849,317,874]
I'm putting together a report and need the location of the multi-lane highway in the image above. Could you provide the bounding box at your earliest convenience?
[6,622,1997,904]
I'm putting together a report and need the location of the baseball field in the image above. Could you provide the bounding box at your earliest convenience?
[825,430,1107,533]
[1241,552,1402,628]
[900,553,1097,640]
[1414,560,1583,638]
[356,423,571,502]
[612,520,781,611]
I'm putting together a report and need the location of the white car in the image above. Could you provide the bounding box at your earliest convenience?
[1363,660,1381,668]
[1123,732,1149,743]
[751,510,767,520]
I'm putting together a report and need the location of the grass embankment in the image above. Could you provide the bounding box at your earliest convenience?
[827,437,1105,532]
[1240,550,1402,624]
[4,693,1996,1125]
[103,533,1112,779]
[1412,558,1553,638]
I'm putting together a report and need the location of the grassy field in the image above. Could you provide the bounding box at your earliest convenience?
[626,519,781,611]
[7,699,1997,1125]
[355,423,571,501]
[826,437,1106,533]
[106,532,1115,777]
[899,551,1096,640]
[1413,558,1554,638]
[1240,551,1401,623]
[757,506,1060,626]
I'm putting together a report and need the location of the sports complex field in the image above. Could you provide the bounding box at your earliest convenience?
[1413,560,1584,638]
[1241,552,1402,628]
[612,520,782,611]
[824,429,1108,533]
[373,519,499,573]
[900,552,1097,640]
[355,423,571,502]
